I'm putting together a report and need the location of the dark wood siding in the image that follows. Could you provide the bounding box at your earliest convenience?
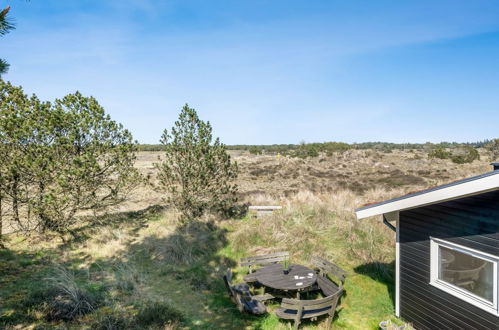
[399,190,499,330]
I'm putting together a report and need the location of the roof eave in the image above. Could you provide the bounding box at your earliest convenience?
[356,172,499,219]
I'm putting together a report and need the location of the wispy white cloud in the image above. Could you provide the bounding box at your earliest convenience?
[3,0,499,143]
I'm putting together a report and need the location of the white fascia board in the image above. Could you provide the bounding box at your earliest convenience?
[356,174,499,219]
[395,212,400,317]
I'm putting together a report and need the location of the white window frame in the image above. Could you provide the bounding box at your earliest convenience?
[430,237,499,316]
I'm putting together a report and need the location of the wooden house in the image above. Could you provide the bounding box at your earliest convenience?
[355,164,499,329]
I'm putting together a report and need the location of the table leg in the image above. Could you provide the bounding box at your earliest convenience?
[296,291,300,299]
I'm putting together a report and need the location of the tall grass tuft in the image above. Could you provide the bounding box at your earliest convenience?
[114,262,142,293]
[26,265,99,321]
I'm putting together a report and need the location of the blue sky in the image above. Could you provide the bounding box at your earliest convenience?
[2,0,499,144]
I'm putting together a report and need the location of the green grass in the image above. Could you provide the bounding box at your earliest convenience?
[0,202,407,329]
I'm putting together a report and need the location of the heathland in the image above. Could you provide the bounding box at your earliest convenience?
[0,147,493,329]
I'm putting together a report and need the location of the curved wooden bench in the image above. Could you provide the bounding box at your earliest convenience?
[310,256,347,290]
[302,256,347,295]
[275,290,343,329]
[240,251,289,283]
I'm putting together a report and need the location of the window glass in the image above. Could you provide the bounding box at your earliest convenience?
[438,246,494,302]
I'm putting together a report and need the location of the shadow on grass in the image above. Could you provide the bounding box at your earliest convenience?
[354,261,396,305]
[87,209,267,328]
[0,205,270,329]
[100,218,265,329]
[0,249,53,326]
[62,204,167,247]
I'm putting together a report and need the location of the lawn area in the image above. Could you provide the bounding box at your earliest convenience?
[0,192,406,329]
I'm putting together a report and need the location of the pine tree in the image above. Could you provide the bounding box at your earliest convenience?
[156,104,238,221]
[0,6,14,76]
[0,81,141,240]
[37,92,140,233]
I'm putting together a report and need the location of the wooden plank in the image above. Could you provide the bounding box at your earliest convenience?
[275,308,297,319]
[243,272,257,282]
[316,276,340,296]
[253,293,275,302]
[248,206,283,210]
[303,295,340,310]
[240,251,289,267]
[241,257,286,267]
[240,251,289,262]
[248,205,283,218]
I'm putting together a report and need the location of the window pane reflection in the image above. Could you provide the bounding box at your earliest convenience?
[439,246,494,302]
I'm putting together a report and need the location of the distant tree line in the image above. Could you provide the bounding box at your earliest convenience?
[137,144,167,151]
[138,140,496,160]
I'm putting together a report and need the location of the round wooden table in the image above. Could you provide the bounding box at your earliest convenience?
[255,264,317,297]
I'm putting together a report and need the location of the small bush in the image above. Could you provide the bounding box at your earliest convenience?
[293,143,319,158]
[92,306,133,330]
[450,146,480,164]
[248,146,263,155]
[135,300,184,327]
[428,147,451,159]
[428,145,479,164]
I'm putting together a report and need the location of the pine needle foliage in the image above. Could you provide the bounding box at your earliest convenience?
[0,6,15,76]
[0,80,140,237]
[156,104,238,220]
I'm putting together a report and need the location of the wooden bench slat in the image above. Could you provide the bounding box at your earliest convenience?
[243,272,258,282]
[316,276,340,297]
[275,308,297,319]
[240,257,287,267]
[281,293,341,310]
[240,252,289,270]
[303,298,340,311]
[276,308,332,320]
[248,206,282,210]
[299,308,332,319]
[240,251,289,262]
[253,293,275,302]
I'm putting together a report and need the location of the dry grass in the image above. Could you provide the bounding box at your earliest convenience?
[1,149,494,329]
[230,187,402,269]
[131,149,491,207]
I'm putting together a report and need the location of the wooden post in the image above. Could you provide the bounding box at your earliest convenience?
[295,303,303,329]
